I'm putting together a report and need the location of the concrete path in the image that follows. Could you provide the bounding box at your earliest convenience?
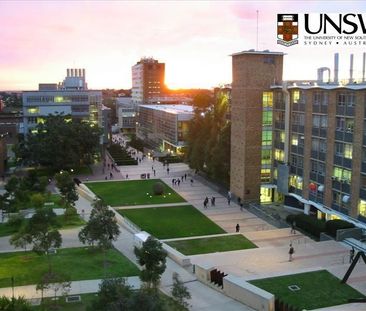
[0,277,141,300]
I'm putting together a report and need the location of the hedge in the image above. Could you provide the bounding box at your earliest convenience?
[158,156,183,164]
[325,219,355,237]
[108,144,137,166]
[286,214,326,238]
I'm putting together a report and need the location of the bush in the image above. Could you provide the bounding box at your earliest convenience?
[158,156,183,164]
[153,182,164,196]
[286,213,326,238]
[325,219,355,237]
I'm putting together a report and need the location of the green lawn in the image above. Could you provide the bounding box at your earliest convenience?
[0,247,139,288]
[250,270,365,310]
[118,205,225,239]
[31,293,97,311]
[166,234,257,255]
[87,179,186,206]
[0,214,85,238]
[44,193,63,209]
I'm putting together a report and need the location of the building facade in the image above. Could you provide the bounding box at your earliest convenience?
[136,104,193,153]
[131,58,165,106]
[231,49,366,226]
[22,69,102,134]
[116,97,136,133]
[230,50,284,202]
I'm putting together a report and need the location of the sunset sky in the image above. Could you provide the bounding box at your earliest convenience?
[0,1,365,90]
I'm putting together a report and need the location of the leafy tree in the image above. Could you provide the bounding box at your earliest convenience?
[14,115,101,170]
[55,171,78,206]
[78,200,120,248]
[192,92,213,110]
[0,296,31,311]
[10,228,32,252]
[12,208,62,271]
[134,236,167,290]
[89,278,132,310]
[30,193,45,209]
[79,200,120,276]
[171,272,191,310]
[36,271,71,304]
[187,90,231,185]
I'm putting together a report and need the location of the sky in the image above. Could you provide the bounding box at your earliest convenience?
[0,0,365,90]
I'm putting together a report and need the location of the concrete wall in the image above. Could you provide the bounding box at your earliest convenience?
[223,275,274,311]
[195,264,274,311]
[336,228,363,241]
[162,243,191,267]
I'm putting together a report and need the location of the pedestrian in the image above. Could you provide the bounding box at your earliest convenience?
[105,176,108,180]
[227,196,231,206]
[350,247,355,263]
[110,172,113,179]
[211,196,215,206]
[172,178,175,186]
[190,179,194,186]
[152,166,154,171]
[240,203,244,211]
[177,179,181,186]
[238,197,241,206]
[228,191,232,200]
[153,169,156,176]
[289,244,295,261]
[181,176,184,182]
[291,221,296,234]
[167,167,170,175]
[236,223,240,232]
[204,197,209,209]
[126,174,128,179]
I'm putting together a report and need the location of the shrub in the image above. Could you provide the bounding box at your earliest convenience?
[325,219,355,237]
[286,213,326,238]
[153,182,164,196]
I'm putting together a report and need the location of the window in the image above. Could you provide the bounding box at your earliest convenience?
[274,149,284,162]
[289,175,303,190]
[292,112,305,126]
[262,92,273,108]
[345,119,354,132]
[319,139,326,152]
[262,111,272,126]
[275,111,285,123]
[335,142,344,156]
[292,90,300,104]
[359,200,366,217]
[333,167,352,182]
[338,93,356,107]
[280,131,285,143]
[27,107,39,114]
[261,150,272,165]
[261,169,271,182]
[344,144,353,159]
[311,160,325,175]
[313,115,320,128]
[292,135,298,146]
[262,130,272,146]
[312,138,319,151]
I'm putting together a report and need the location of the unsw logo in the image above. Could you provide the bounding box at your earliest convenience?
[277,14,299,47]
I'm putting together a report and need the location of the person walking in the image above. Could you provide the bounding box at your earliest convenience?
[190,179,194,186]
[350,247,355,263]
[227,195,231,206]
[289,244,295,262]
[211,196,215,206]
[167,167,170,175]
[236,223,240,232]
[291,221,296,234]
[203,197,209,209]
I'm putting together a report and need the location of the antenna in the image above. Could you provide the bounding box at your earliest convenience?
[256,10,259,51]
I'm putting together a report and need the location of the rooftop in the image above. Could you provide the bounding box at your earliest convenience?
[139,104,194,115]
[231,49,285,57]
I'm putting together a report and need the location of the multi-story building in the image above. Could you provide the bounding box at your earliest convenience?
[116,97,136,133]
[230,50,284,202]
[22,69,102,134]
[231,49,366,227]
[131,58,165,106]
[136,104,193,154]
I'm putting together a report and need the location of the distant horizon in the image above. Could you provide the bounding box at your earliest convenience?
[1,1,365,91]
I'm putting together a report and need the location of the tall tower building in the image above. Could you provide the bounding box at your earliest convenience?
[131,57,165,106]
[230,50,284,202]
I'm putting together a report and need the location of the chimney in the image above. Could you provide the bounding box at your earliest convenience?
[82,69,85,78]
[349,54,354,83]
[67,69,70,77]
[334,53,339,84]
[363,52,366,83]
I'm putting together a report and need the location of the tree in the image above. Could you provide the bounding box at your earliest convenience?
[0,296,31,311]
[14,115,101,170]
[13,208,62,271]
[186,90,231,186]
[134,236,167,290]
[36,271,71,305]
[79,200,120,276]
[171,272,191,310]
[192,92,213,110]
[30,193,45,209]
[55,171,78,206]
[10,228,32,252]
